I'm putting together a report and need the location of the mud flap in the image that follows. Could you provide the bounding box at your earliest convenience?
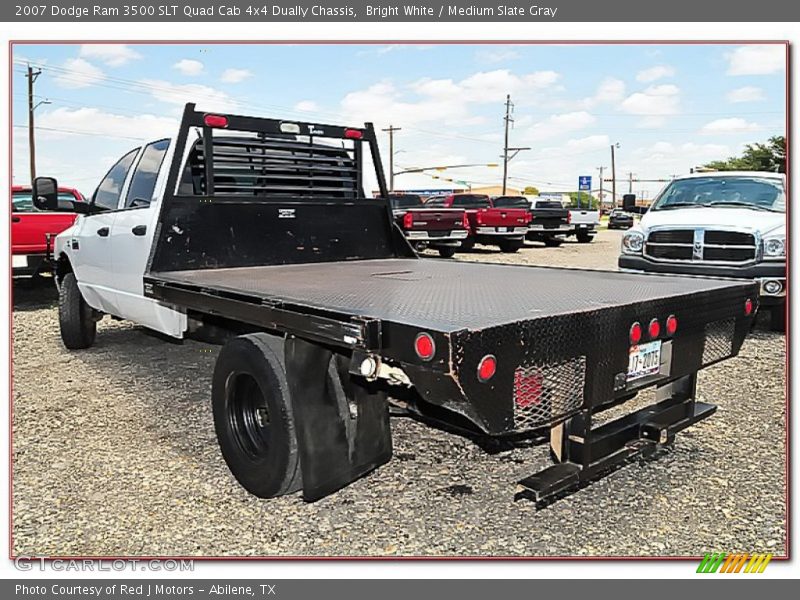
[285,336,392,501]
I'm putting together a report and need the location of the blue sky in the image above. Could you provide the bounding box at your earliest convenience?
[12,43,786,198]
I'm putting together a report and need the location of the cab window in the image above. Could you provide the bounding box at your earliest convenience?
[125,139,170,208]
[92,148,139,210]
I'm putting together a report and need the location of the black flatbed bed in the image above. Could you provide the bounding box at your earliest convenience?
[151,258,748,332]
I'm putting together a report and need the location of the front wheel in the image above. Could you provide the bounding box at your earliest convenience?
[543,237,563,247]
[212,333,303,498]
[576,231,595,243]
[58,272,97,349]
[770,305,786,333]
[498,238,523,253]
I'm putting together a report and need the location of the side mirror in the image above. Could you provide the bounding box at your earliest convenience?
[622,194,636,213]
[32,177,59,211]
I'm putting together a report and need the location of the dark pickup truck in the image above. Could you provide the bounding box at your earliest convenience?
[39,104,758,505]
[389,194,468,258]
[494,195,571,247]
[426,193,531,253]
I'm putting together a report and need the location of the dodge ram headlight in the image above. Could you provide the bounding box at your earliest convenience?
[621,231,644,254]
[763,236,785,259]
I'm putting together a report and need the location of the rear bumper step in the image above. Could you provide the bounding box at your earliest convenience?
[515,374,714,507]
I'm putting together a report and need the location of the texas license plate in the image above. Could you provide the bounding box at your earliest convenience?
[627,340,662,381]
[12,255,27,268]
[497,227,510,233]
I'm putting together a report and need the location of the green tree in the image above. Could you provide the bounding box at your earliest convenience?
[703,136,785,173]
[567,192,599,209]
[522,186,540,196]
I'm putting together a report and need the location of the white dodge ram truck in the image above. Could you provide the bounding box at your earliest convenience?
[619,171,786,331]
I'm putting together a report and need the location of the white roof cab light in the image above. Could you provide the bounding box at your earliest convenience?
[280,122,301,134]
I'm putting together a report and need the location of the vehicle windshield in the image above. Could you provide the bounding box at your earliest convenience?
[12,191,78,213]
[389,194,423,209]
[651,175,785,213]
[533,200,564,209]
[493,196,530,208]
[453,194,491,208]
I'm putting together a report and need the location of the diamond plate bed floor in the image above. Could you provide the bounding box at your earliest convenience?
[151,258,749,331]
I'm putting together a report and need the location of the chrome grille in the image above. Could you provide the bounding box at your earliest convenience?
[702,319,735,365]
[645,229,756,264]
[513,356,586,431]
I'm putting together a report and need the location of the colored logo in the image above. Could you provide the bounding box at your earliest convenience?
[697,553,773,573]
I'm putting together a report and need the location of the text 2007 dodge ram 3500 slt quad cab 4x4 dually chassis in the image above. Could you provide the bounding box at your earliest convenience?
[37,104,757,505]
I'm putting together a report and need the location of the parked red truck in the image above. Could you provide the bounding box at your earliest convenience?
[425,193,531,252]
[11,185,84,278]
[389,194,469,258]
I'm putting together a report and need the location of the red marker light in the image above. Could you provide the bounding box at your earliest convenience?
[477,355,497,382]
[648,318,661,339]
[403,211,414,229]
[414,333,435,361]
[203,114,229,128]
[745,298,754,316]
[344,128,363,139]
[666,315,678,336]
[630,322,642,345]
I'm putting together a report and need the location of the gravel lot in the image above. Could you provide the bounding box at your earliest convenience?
[12,228,786,557]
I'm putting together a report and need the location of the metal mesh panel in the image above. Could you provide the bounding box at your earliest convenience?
[512,356,586,431]
[702,319,735,365]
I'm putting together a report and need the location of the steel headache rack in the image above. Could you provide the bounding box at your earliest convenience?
[141,104,757,504]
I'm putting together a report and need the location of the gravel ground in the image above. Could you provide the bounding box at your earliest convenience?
[12,228,786,557]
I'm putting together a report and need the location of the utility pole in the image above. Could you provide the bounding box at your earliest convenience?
[27,65,42,184]
[382,125,401,192]
[610,143,617,207]
[627,172,635,194]
[502,94,513,195]
[596,166,604,207]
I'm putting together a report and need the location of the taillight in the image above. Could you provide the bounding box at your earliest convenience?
[567,211,572,224]
[461,212,469,229]
[476,211,484,225]
[403,211,413,229]
[344,128,363,139]
[630,322,642,345]
[477,355,497,382]
[666,315,678,335]
[744,298,754,316]
[414,333,435,361]
[203,114,229,128]
[648,318,661,339]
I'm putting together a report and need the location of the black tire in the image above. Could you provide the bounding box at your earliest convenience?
[498,239,523,253]
[576,231,594,243]
[212,333,303,498]
[58,272,97,349]
[543,237,563,247]
[460,237,476,251]
[437,247,456,258]
[770,305,786,333]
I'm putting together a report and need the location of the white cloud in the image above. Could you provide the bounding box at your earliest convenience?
[699,118,761,135]
[578,77,625,109]
[35,107,177,142]
[140,79,235,113]
[54,58,104,89]
[475,49,522,64]
[173,59,204,76]
[636,65,676,82]
[726,45,785,75]
[79,45,141,67]
[727,86,766,103]
[528,111,596,141]
[620,84,680,126]
[221,68,253,83]
[294,100,319,112]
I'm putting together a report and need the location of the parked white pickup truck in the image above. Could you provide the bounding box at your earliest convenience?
[619,171,786,331]
[565,205,600,243]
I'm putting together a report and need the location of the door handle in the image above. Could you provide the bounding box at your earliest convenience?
[131,225,147,236]
[11,216,20,223]
[97,227,110,237]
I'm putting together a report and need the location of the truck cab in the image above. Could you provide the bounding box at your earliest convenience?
[618,171,786,331]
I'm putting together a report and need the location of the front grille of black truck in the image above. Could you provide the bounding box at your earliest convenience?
[702,319,736,365]
[645,229,756,264]
[512,356,586,431]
